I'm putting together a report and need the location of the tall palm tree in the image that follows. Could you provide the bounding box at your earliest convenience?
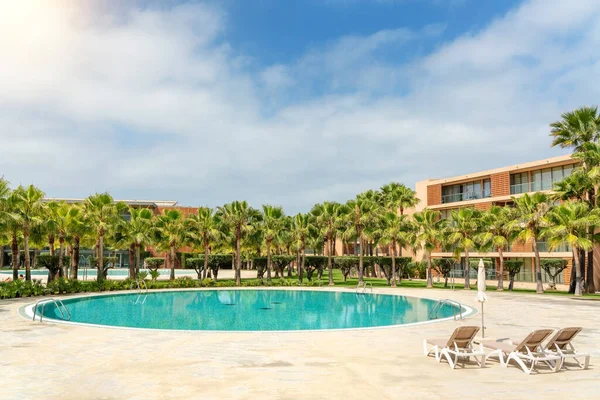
[155,209,185,280]
[83,193,126,282]
[310,202,344,285]
[544,201,599,296]
[292,213,310,283]
[380,182,419,259]
[413,209,445,288]
[47,201,76,277]
[550,106,600,152]
[0,178,11,271]
[65,204,88,280]
[217,201,259,286]
[476,206,515,291]
[377,212,412,287]
[445,208,482,290]
[12,185,45,281]
[128,207,155,277]
[260,205,285,282]
[186,207,221,280]
[508,193,551,294]
[345,195,379,284]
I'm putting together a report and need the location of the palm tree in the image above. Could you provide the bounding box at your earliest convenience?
[377,212,412,286]
[413,209,445,288]
[260,205,285,282]
[550,106,600,152]
[508,193,551,294]
[345,195,379,284]
[128,208,155,277]
[445,208,482,290]
[186,207,221,280]
[155,209,185,280]
[65,204,88,280]
[0,178,11,271]
[47,201,76,277]
[217,201,259,286]
[83,193,126,282]
[12,185,45,281]
[476,206,515,291]
[544,201,599,296]
[3,191,22,280]
[310,202,343,285]
[292,213,310,283]
[380,182,419,259]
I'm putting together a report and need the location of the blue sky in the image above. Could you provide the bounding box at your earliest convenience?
[1,0,598,213]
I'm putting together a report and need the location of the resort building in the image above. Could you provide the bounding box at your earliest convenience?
[412,154,596,286]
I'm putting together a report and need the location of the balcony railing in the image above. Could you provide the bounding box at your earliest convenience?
[536,241,571,253]
[441,190,491,204]
[510,180,564,195]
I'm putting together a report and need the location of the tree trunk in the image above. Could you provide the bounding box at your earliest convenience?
[532,237,543,294]
[0,246,5,268]
[70,236,80,280]
[235,230,242,286]
[508,274,515,291]
[585,250,595,294]
[11,235,19,281]
[426,252,433,288]
[463,249,470,290]
[97,234,104,282]
[170,244,176,280]
[358,235,364,284]
[48,235,55,256]
[128,243,136,280]
[391,239,397,287]
[135,244,141,276]
[299,243,305,283]
[24,228,31,281]
[573,248,583,296]
[497,248,504,291]
[58,235,65,277]
[202,241,209,280]
[266,239,272,282]
[327,233,334,286]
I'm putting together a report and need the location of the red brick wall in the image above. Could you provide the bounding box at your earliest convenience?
[475,202,492,211]
[427,184,442,206]
[511,239,532,252]
[491,172,510,197]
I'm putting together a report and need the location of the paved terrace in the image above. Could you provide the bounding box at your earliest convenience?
[0,287,598,400]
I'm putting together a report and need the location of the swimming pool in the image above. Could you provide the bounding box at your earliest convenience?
[26,290,472,331]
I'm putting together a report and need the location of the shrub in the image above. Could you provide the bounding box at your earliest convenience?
[149,269,161,282]
[145,257,165,271]
[187,255,232,281]
[505,260,524,291]
[432,258,456,288]
[304,256,327,281]
[373,256,411,286]
[541,258,568,290]
[136,271,149,280]
[272,255,295,278]
[334,256,358,282]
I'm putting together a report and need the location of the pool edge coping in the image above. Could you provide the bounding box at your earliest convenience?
[19,287,477,333]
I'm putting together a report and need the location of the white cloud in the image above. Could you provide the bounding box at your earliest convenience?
[1,0,600,212]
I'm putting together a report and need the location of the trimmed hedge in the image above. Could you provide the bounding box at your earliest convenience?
[186,255,233,281]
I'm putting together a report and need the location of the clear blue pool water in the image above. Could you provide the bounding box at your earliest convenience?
[33,290,464,331]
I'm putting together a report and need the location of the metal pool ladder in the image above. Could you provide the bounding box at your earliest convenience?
[129,279,148,294]
[32,298,71,322]
[428,299,464,321]
[355,281,373,294]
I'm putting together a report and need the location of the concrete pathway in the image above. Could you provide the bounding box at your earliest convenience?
[0,287,598,400]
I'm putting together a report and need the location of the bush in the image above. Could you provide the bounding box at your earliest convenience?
[541,258,568,290]
[334,256,359,282]
[304,256,328,281]
[149,269,161,282]
[505,260,524,291]
[145,257,165,271]
[187,255,232,281]
[272,255,295,278]
[432,258,456,287]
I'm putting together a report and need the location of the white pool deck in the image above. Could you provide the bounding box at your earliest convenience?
[0,286,598,400]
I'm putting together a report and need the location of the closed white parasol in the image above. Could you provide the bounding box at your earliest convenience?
[475,258,488,337]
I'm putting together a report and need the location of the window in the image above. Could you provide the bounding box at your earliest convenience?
[514,164,575,194]
[441,178,492,203]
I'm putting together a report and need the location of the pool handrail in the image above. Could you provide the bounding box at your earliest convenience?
[428,299,464,321]
[32,298,71,323]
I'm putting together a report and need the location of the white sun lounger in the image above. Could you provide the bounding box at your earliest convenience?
[424,326,485,369]
[543,327,590,370]
[483,329,562,374]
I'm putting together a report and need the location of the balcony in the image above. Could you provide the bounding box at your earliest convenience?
[441,190,492,204]
[536,241,571,253]
[510,180,563,195]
